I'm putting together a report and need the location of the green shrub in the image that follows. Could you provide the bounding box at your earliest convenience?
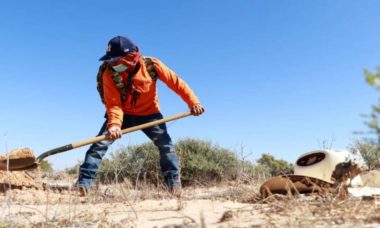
[39,160,53,173]
[78,138,295,187]
[176,138,240,185]
[257,153,294,176]
[349,140,380,169]
[96,138,241,186]
[64,160,82,175]
[97,143,161,186]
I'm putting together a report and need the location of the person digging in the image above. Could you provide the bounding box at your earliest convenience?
[76,36,205,197]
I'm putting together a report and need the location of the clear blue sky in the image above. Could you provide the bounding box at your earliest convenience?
[0,1,379,170]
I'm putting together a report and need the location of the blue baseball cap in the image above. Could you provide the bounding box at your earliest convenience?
[99,36,137,62]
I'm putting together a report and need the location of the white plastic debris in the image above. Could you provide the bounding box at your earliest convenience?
[348,187,380,197]
[348,170,380,197]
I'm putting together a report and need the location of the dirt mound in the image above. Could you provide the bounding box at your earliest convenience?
[0,148,35,160]
[0,170,41,191]
[0,148,36,170]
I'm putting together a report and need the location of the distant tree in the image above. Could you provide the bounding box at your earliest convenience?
[64,160,82,175]
[39,160,53,173]
[363,67,380,142]
[353,67,380,169]
[257,153,293,176]
[348,140,380,170]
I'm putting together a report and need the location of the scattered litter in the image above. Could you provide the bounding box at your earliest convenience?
[350,170,380,188]
[348,187,380,198]
[348,170,380,198]
[260,149,370,198]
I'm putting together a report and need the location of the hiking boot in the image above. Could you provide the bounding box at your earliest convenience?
[78,187,88,197]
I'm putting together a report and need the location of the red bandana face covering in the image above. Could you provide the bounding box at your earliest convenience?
[111,48,141,73]
[109,47,143,106]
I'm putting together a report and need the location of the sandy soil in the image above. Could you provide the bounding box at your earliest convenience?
[0,182,380,227]
[0,170,41,190]
[0,148,35,161]
[0,148,36,171]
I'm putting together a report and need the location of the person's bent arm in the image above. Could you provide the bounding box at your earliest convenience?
[103,68,124,139]
[153,58,205,116]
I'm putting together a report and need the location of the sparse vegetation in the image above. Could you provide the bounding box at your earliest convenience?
[97,143,161,186]
[0,178,379,227]
[176,138,241,185]
[351,67,380,169]
[256,153,294,176]
[65,138,298,187]
[349,140,380,170]
[39,160,53,173]
[64,160,82,175]
[1,137,374,227]
[96,138,251,186]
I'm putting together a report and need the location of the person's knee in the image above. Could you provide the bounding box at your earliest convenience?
[158,145,175,156]
[87,144,109,160]
[90,141,109,151]
[154,136,174,151]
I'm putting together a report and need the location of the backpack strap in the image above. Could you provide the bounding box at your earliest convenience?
[124,63,141,107]
[110,69,127,102]
[96,62,108,103]
[143,57,158,81]
[96,63,127,103]
[97,57,158,104]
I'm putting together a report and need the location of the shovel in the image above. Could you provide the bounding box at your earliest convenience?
[0,112,191,171]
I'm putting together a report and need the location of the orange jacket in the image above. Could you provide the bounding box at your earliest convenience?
[103,57,200,128]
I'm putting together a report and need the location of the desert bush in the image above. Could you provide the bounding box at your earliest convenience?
[39,160,53,173]
[348,139,380,169]
[64,160,82,175]
[97,143,161,186]
[74,138,296,187]
[353,67,380,170]
[96,138,242,186]
[256,153,294,176]
[176,138,240,185]
[236,160,271,184]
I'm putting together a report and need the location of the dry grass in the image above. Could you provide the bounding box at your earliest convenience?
[0,172,379,227]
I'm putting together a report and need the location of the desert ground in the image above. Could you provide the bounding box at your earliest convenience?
[0,171,380,227]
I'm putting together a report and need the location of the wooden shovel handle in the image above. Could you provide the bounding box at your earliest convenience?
[36,112,192,161]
